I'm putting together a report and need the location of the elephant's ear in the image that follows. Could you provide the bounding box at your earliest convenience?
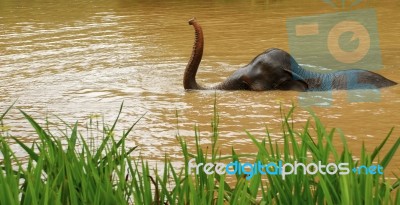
[275,79,308,91]
[277,69,309,91]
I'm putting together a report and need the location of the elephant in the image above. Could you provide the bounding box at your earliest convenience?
[183,18,397,91]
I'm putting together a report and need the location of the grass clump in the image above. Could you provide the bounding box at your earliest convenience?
[0,102,399,205]
[0,103,142,205]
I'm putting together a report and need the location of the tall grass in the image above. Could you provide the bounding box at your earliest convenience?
[0,102,399,204]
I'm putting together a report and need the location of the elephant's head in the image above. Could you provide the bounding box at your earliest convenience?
[240,49,309,92]
[184,19,309,91]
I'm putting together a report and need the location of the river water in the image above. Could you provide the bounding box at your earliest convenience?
[0,0,399,174]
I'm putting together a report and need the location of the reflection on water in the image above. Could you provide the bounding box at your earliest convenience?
[0,0,399,174]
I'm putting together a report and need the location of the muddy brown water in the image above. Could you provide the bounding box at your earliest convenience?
[1,1,399,175]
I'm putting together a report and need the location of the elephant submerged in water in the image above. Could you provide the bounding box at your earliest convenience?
[183,18,397,91]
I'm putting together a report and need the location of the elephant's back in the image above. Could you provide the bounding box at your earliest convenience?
[335,69,397,89]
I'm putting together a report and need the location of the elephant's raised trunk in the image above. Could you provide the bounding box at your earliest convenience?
[184,18,205,90]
